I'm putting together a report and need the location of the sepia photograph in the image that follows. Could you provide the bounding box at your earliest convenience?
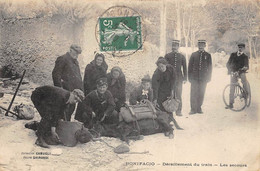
[0,0,259,170]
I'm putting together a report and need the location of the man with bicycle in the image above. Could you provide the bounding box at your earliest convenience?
[226,43,249,109]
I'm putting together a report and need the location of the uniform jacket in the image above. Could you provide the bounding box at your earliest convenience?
[107,72,126,110]
[188,50,212,82]
[165,51,187,82]
[152,65,177,100]
[129,85,153,105]
[31,86,70,127]
[83,90,116,121]
[83,61,107,95]
[226,52,249,74]
[52,52,83,91]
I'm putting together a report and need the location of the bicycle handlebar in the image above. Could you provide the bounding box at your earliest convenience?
[231,67,248,77]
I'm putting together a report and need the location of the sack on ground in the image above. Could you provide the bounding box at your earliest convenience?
[162,98,180,113]
[13,103,34,120]
[114,144,130,154]
[120,100,157,123]
[55,121,91,147]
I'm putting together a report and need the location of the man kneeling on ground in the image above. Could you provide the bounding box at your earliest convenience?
[76,77,119,128]
[31,86,85,148]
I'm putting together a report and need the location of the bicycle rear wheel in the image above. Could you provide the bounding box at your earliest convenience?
[246,81,251,107]
[223,84,247,112]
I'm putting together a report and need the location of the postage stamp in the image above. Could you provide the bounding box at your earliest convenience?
[99,16,142,52]
[95,5,146,57]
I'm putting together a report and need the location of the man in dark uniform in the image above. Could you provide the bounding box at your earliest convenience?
[52,44,83,121]
[31,86,85,148]
[226,43,249,109]
[165,40,187,116]
[188,40,212,114]
[76,77,119,128]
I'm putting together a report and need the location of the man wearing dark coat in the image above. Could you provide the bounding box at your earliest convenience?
[75,78,118,128]
[188,40,212,114]
[52,44,83,121]
[225,43,249,109]
[31,86,85,148]
[165,40,187,116]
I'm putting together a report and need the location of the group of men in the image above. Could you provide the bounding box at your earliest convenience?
[31,40,249,148]
[164,39,249,115]
[165,39,212,115]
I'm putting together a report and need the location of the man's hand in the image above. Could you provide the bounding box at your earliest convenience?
[241,66,248,71]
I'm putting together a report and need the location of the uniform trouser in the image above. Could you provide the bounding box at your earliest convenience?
[229,73,249,104]
[175,81,183,113]
[190,80,207,112]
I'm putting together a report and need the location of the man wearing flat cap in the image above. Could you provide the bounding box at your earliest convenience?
[75,77,119,128]
[188,40,212,114]
[31,85,85,148]
[226,43,249,109]
[52,44,83,121]
[165,40,187,116]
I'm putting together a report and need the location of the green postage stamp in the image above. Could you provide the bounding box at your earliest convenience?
[99,16,142,52]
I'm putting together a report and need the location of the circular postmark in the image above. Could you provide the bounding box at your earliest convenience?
[95,5,147,57]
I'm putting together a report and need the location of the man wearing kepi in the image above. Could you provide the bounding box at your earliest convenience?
[226,43,249,109]
[31,86,85,148]
[165,40,187,116]
[76,77,118,128]
[52,44,83,121]
[188,40,212,114]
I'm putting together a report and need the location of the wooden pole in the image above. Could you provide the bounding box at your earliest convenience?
[0,106,18,117]
[5,70,26,116]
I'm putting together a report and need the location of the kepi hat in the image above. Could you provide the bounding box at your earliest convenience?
[172,40,180,45]
[237,43,245,47]
[198,40,206,44]
[96,77,108,87]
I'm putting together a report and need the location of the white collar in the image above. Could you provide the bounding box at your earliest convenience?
[237,51,244,56]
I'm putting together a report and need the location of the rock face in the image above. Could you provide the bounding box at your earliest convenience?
[0,14,85,85]
[0,1,165,88]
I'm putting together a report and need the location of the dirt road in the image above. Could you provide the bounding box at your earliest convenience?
[0,68,259,171]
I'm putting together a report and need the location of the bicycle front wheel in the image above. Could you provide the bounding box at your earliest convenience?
[223,84,247,112]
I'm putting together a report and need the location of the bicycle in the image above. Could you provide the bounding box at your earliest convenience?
[223,70,251,112]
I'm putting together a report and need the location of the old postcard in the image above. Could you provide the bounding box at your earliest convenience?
[0,0,259,170]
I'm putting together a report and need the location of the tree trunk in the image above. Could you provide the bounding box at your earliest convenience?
[160,0,167,56]
[252,37,258,59]
[176,0,181,41]
[247,36,253,72]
